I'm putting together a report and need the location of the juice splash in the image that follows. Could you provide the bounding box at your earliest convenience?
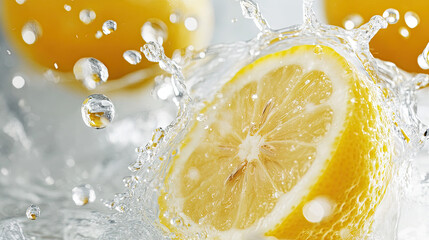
[112,0,429,239]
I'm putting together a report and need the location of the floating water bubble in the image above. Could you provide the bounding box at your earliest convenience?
[142,41,164,63]
[21,21,41,45]
[123,50,142,65]
[302,197,334,223]
[73,57,109,89]
[72,184,96,206]
[81,94,115,129]
[141,19,168,44]
[53,62,58,69]
[343,14,364,30]
[26,205,40,220]
[95,30,103,39]
[184,17,198,31]
[231,18,238,23]
[64,4,71,12]
[79,9,96,24]
[102,20,117,35]
[1,168,9,176]
[382,8,400,24]
[418,43,429,70]
[12,76,25,89]
[169,12,180,24]
[44,176,55,185]
[405,11,420,29]
[399,27,410,38]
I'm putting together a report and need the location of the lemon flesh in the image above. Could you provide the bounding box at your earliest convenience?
[161,45,392,239]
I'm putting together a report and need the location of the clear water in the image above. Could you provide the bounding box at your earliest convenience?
[1,0,429,239]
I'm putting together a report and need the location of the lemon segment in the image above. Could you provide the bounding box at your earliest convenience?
[160,45,392,239]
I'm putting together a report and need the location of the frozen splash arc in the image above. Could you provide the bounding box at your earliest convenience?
[115,0,429,239]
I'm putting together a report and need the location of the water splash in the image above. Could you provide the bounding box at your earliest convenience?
[141,19,168,45]
[418,43,429,70]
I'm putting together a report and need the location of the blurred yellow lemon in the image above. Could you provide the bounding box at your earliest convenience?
[325,0,429,74]
[160,45,392,239]
[1,0,213,82]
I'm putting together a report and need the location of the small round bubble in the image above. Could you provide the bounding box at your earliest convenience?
[184,17,198,31]
[404,11,420,29]
[123,50,142,65]
[21,21,41,45]
[343,14,363,30]
[81,94,115,129]
[141,19,168,44]
[79,9,96,24]
[73,57,109,89]
[102,20,117,35]
[26,205,40,220]
[382,8,400,24]
[72,184,96,206]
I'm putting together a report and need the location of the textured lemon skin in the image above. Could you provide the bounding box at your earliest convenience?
[267,48,392,239]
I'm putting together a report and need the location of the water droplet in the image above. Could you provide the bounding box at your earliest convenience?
[53,62,58,69]
[21,21,41,45]
[231,18,238,23]
[155,82,174,100]
[81,94,115,129]
[184,17,198,31]
[95,31,103,39]
[12,76,25,89]
[16,0,25,4]
[251,94,258,101]
[302,197,333,223]
[79,9,96,24]
[142,41,164,62]
[64,4,71,12]
[102,20,117,35]
[343,14,363,30]
[6,50,11,55]
[169,12,180,23]
[73,57,109,89]
[382,8,400,24]
[405,11,420,29]
[418,43,429,70]
[72,184,96,206]
[1,168,9,176]
[141,19,168,44]
[170,216,184,227]
[240,0,258,19]
[26,205,40,220]
[123,50,142,65]
[196,114,207,122]
[399,27,410,38]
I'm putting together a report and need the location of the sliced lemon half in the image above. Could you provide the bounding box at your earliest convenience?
[160,45,392,239]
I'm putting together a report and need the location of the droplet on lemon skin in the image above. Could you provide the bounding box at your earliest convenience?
[325,0,429,74]
[1,0,213,83]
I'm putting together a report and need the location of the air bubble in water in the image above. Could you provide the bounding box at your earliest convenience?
[418,43,429,70]
[95,31,103,39]
[72,184,96,206]
[184,17,198,31]
[79,9,96,24]
[73,57,109,89]
[64,4,71,12]
[26,205,40,220]
[81,94,115,129]
[142,41,164,62]
[102,20,117,35]
[21,21,41,45]
[141,19,168,44]
[343,14,363,30]
[123,50,142,65]
[302,197,333,223]
[169,12,180,24]
[399,27,410,38]
[382,8,400,24]
[404,11,420,29]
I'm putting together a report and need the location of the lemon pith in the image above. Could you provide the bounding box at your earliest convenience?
[160,45,392,239]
